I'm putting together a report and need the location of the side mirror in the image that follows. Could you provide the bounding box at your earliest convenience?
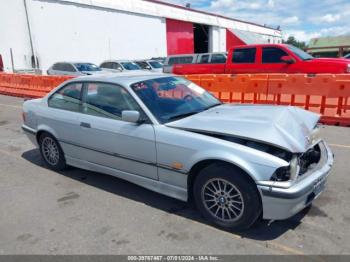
[122,110,140,123]
[146,66,152,70]
[281,55,295,64]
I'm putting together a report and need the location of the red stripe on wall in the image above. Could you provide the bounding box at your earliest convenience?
[166,19,194,55]
[226,29,246,51]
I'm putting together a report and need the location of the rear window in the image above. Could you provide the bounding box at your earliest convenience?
[232,48,256,63]
[168,56,194,65]
[52,63,64,71]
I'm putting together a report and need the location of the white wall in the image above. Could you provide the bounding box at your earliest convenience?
[21,0,167,71]
[0,0,33,72]
[0,0,282,73]
[209,26,226,53]
[67,0,282,38]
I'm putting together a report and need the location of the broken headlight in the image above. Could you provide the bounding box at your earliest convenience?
[271,155,299,181]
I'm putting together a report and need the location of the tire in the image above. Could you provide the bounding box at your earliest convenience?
[39,132,66,171]
[193,162,262,231]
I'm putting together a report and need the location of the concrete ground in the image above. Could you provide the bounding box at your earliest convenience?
[0,94,349,255]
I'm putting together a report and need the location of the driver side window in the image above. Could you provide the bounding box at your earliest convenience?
[262,47,288,63]
[82,83,143,121]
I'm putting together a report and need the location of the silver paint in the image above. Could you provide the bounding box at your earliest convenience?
[22,73,334,221]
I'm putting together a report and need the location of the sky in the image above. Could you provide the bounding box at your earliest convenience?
[161,0,350,43]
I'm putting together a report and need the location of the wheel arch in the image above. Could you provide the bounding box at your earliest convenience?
[187,159,258,204]
[35,126,59,144]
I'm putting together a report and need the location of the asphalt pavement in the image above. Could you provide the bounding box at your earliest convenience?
[0,94,349,255]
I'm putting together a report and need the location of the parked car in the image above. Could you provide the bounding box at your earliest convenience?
[151,57,166,63]
[163,54,198,73]
[100,60,142,72]
[135,60,163,72]
[47,62,106,76]
[163,52,227,73]
[170,44,350,75]
[344,53,350,59]
[22,73,333,230]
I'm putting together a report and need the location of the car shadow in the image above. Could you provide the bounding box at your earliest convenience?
[22,148,310,241]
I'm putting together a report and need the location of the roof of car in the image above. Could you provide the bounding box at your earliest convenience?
[68,72,174,87]
[136,59,161,62]
[228,43,289,51]
[101,60,136,63]
[54,62,96,64]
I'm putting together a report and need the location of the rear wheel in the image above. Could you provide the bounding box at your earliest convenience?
[39,133,66,171]
[193,163,262,231]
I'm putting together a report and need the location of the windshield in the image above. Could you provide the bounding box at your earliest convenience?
[131,77,221,123]
[286,45,314,60]
[121,62,142,70]
[149,61,163,69]
[74,63,101,71]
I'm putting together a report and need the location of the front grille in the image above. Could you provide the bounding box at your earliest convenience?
[299,144,321,176]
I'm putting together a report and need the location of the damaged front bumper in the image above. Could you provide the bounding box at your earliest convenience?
[256,141,334,220]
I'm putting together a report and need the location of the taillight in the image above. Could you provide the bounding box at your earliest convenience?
[22,112,26,122]
[346,64,350,73]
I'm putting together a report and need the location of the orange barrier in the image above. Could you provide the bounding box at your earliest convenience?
[0,73,73,98]
[0,73,349,126]
[185,74,350,126]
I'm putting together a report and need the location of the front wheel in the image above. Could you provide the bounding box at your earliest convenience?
[193,163,262,231]
[39,133,66,171]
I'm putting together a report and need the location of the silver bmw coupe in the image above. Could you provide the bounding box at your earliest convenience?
[22,73,333,230]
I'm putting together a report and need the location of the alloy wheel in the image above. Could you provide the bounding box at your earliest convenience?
[201,178,244,222]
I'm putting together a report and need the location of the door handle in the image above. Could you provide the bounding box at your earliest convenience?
[80,122,91,128]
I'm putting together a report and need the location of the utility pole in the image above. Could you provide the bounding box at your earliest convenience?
[23,0,37,69]
[10,48,15,72]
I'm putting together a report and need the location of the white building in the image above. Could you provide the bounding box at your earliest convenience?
[0,0,282,73]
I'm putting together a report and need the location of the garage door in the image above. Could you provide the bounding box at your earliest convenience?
[166,19,194,55]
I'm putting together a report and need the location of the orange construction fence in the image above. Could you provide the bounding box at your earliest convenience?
[0,73,73,98]
[185,74,350,126]
[0,73,349,126]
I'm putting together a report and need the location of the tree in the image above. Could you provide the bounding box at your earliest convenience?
[283,36,306,50]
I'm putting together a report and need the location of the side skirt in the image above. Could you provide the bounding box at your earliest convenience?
[65,156,188,202]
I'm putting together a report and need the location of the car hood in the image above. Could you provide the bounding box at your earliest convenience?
[166,104,320,153]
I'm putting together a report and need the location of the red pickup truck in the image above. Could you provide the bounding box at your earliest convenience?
[171,44,350,75]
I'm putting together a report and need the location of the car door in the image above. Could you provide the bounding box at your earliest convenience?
[76,82,158,180]
[209,53,227,73]
[226,47,258,74]
[44,82,85,157]
[261,47,291,73]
